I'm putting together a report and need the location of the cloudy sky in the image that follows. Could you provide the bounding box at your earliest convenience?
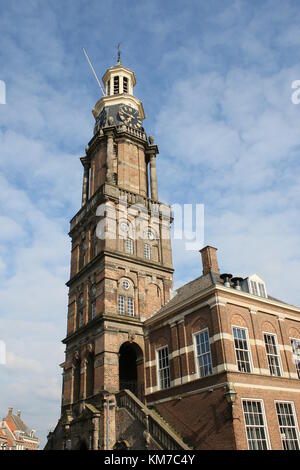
[0,0,300,447]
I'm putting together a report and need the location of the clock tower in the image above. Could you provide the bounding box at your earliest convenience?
[47,56,174,449]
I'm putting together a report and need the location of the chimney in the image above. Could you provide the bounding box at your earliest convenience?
[231,277,244,291]
[17,410,21,417]
[200,246,220,275]
[220,273,233,287]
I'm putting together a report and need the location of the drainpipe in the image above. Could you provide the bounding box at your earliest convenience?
[176,322,183,384]
[105,395,110,450]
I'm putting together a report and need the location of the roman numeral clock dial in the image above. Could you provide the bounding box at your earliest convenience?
[118,105,142,130]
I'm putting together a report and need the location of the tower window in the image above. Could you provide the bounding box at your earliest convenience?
[73,360,81,403]
[114,76,119,94]
[123,77,128,93]
[157,346,171,390]
[127,297,134,316]
[79,310,84,328]
[144,243,151,260]
[126,238,133,255]
[107,79,111,96]
[194,328,213,378]
[91,301,96,320]
[118,295,125,315]
[147,228,156,240]
[233,326,252,373]
[264,333,282,377]
[92,227,98,258]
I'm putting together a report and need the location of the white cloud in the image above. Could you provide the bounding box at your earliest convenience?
[6,351,42,373]
[156,59,300,308]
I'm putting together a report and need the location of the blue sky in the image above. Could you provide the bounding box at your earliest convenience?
[1,0,300,447]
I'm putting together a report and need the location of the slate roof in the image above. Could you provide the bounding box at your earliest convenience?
[152,272,222,317]
[149,271,297,321]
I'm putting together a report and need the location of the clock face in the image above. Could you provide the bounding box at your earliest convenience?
[118,105,142,129]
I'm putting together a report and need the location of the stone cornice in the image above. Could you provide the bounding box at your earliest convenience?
[145,282,300,329]
[66,248,173,288]
[69,182,172,235]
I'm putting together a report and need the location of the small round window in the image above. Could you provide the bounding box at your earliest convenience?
[147,228,156,240]
[120,221,129,233]
[122,280,130,290]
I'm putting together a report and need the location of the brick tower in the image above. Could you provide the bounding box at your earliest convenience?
[46,56,174,450]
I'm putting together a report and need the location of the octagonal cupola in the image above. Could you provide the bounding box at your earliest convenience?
[102,62,136,96]
[92,57,145,134]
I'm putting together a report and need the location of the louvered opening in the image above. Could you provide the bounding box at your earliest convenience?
[123,76,128,93]
[114,76,119,94]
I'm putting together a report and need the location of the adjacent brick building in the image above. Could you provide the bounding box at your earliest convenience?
[45,57,300,450]
[0,407,39,450]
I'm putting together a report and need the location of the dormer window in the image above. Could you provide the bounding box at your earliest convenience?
[123,77,128,93]
[114,76,119,94]
[251,280,266,297]
[247,275,267,298]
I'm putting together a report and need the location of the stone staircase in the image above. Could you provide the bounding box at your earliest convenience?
[116,389,192,450]
[148,407,189,446]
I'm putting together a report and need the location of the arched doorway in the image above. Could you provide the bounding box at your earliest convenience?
[78,439,88,450]
[119,342,144,400]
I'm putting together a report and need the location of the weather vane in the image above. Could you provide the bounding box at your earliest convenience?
[117,43,121,64]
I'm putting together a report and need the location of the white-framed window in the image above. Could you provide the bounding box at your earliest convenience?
[263,333,282,377]
[118,294,134,316]
[125,238,133,255]
[275,401,300,450]
[157,346,171,390]
[127,297,134,316]
[291,338,300,379]
[144,243,151,260]
[194,328,213,378]
[118,295,125,315]
[91,301,96,320]
[233,326,253,373]
[242,399,271,450]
